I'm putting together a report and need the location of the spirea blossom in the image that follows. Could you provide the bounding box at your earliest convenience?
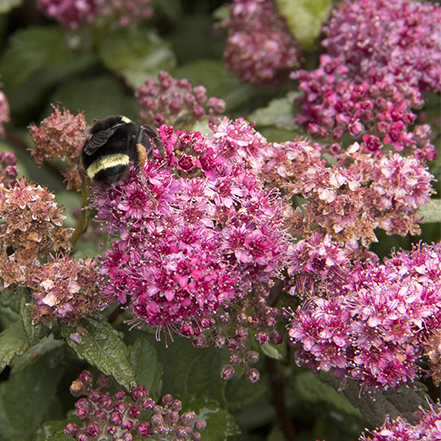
[136,71,226,129]
[0,180,105,326]
[0,151,18,187]
[38,0,97,28]
[0,90,9,136]
[223,0,301,87]
[38,0,153,29]
[360,402,441,441]
[28,253,102,327]
[292,0,441,154]
[66,371,206,440]
[261,139,434,245]
[288,241,441,392]
[29,105,88,191]
[92,118,287,336]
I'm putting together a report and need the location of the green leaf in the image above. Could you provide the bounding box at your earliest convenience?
[276,0,332,50]
[175,59,254,111]
[97,27,176,89]
[20,297,45,347]
[35,420,72,441]
[0,26,79,92]
[60,314,137,391]
[248,92,298,130]
[419,200,441,223]
[259,342,287,361]
[10,334,64,373]
[0,344,66,439]
[184,396,241,441]
[153,0,182,21]
[0,0,22,13]
[224,371,267,416]
[0,290,22,315]
[295,371,365,419]
[49,75,140,124]
[168,14,225,64]
[129,335,163,399]
[0,320,29,372]
[170,339,228,405]
[319,372,430,425]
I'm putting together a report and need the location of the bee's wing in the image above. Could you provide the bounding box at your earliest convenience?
[82,125,121,156]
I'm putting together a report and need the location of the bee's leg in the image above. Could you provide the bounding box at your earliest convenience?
[138,126,166,159]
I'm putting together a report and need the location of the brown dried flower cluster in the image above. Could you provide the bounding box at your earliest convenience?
[29,105,88,191]
[0,180,104,326]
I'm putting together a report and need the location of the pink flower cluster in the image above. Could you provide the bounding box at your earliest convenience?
[360,403,441,441]
[0,90,9,136]
[292,0,441,155]
[288,241,441,391]
[66,371,206,440]
[38,0,153,29]
[92,118,287,336]
[223,0,301,87]
[261,138,434,245]
[136,71,226,129]
[0,151,17,187]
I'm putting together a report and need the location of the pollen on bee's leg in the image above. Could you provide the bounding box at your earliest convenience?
[136,144,148,168]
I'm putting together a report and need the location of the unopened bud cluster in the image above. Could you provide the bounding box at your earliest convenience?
[65,371,207,440]
[136,71,226,129]
[193,287,285,383]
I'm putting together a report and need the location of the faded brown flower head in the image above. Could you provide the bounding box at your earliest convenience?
[0,180,105,326]
[27,254,102,327]
[0,179,71,260]
[29,105,88,191]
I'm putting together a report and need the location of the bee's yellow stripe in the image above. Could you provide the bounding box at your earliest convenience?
[86,154,130,179]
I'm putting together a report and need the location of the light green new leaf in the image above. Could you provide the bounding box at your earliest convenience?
[276,0,332,50]
[248,92,299,130]
[259,341,287,361]
[61,315,137,391]
[98,27,176,89]
[419,200,441,223]
[0,0,22,13]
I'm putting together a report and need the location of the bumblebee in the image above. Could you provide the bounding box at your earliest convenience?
[81,115,162,187]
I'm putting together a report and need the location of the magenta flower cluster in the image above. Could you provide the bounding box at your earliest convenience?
[288,240,441,391]
[223,0,301,87]
[360,402,441,441]
[92,118,287,336]
[38,0,153,29]
[292,0,441,155]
